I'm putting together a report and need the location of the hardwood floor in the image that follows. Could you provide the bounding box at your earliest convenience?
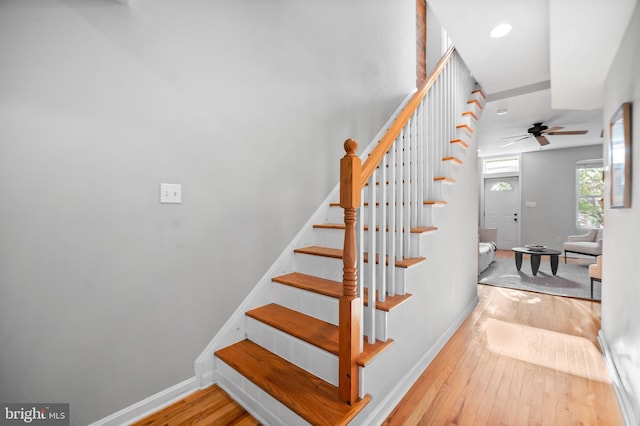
[383,275,623,425]
[133,251,621,425]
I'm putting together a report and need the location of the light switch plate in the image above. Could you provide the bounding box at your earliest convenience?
[160,183,182,204]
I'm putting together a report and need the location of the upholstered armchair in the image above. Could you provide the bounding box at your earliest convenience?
[563,228,603,263]
[589,255,602,299]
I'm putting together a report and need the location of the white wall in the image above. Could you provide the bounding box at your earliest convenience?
[0,1,415,424]
[521,145,603,251]
[601,1,640,423]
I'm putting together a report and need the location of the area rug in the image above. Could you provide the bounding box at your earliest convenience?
[478,257,601,301]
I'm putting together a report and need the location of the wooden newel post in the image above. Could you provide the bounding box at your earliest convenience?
[339,138,362,405]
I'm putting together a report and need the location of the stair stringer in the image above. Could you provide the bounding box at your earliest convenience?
[194,89,418,389]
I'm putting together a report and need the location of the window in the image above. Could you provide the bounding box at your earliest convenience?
[489,182,514,191]
[483,156,519,174]
[576,160,604,228]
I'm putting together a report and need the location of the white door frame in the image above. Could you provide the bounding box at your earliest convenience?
[480,158,522,248]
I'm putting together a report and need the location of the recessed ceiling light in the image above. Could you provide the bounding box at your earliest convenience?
[490,24,512,38]
[497,108,508,116]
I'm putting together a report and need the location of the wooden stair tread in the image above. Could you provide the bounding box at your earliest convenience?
[450,138,469,148]
[363,251,426,268]
[467,98,483,109]
[314,223,437,234]
[455,123,474,133]
[358,338,394,367]
[247,304,338,354]
[215,340,370,426]
[294,245,343,259]
[472,88,487,99]
[462,110,478,121]
[363,287,412,312]
[295,246,425,268]
[246,304,394,366]
[442,156,463,165]
[423,200,447,205]
[272,272,342,298]
[434,176,456,183]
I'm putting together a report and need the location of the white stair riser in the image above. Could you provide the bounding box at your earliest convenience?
[295,252,409,295]
[311,227,344,248]
[459,113,477,128]
[326,206,343,223]
[440,160,460,178]
[456,125,474,140]
[246,317,339,386]
[471,90,486,106]
[217,360,311,426]
[271,282,338,325]
[311,229,422,259]
[466,101,482,117]
[450,141,469,158]
[363,308,389,342]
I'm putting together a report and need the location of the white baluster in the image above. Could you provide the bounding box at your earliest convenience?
[388,143,397,296]
[378,153,387,303]
[396,131,404,262]
[410,111,418,229]
[403,121,411,258]
[367,171,376,345]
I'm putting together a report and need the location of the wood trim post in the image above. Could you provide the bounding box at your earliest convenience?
[339,138,362,404]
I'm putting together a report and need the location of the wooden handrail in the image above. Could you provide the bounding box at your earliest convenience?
[337,47,459,406]
[360,45,456,187]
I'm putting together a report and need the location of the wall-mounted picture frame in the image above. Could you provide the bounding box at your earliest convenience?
[610,102,632,208]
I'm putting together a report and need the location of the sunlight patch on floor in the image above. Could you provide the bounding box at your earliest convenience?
[485,317,611,382]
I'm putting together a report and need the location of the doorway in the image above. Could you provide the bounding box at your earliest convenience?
[484,176,520,249]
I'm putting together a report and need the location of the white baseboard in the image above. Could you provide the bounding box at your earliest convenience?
[88,377,200,426]
[598,330,639,426]
[358,293,479,425]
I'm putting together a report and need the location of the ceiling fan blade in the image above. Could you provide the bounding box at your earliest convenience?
[536,135,550,146]
[501,134,529,140]
[501,135,531,148]
[546,130,588,135]
[543,126,565,133]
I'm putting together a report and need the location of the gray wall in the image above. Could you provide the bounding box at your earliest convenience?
[0,1,415,424]
[601,1,640,423]
[520,144,603,251]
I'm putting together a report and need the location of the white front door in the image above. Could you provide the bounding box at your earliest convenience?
[484,176,520,249]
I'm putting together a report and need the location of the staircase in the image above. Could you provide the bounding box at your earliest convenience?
[203,47,485,425]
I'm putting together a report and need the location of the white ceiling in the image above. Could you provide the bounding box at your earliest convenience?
[428,0,638,157]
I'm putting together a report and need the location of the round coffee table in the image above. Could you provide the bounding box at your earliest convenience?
[512,247,562,276]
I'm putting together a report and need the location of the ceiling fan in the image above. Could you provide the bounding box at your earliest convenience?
[501,122,588,147]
